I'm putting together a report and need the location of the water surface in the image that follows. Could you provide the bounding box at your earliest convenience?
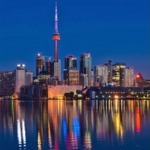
[0,100,150,150]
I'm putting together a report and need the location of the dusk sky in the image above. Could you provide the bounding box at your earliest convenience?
[0,0,149,78]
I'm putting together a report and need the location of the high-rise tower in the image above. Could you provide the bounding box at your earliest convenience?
[95,65,108,85]
[65,55,77,69]
[36,53,45,77]
[112,63,126,86]
[80,53,92,86]
[51,2,61,81]
[63,55,79,85]
[105,60,112,83]
[52,2,60,61]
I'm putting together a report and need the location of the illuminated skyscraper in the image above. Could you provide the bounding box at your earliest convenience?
[15,64,33,95]
[15,64,26,94]
[53,60,61,81]
[112,63,126,86]
[80,53,92,86]
[45,58,51,75]
[0,71,15,96]
[25,71,33,85]
[36,53,45,77]
[0,65,32,97]
[95,65,108,85]
[80,74,88,87]
[105,60,112,83]
[64,55,79,85]
[64,55,77,69]
[123,67,134,87]
[64,69,79,85]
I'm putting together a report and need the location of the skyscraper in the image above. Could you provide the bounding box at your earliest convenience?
[80,53,92,86]
[112,63,126,86]
[123,67,134,87]
[63,55,79,85]
[0,71,16,96]
[45,58,51,75]
[95,65,108,85]
[15,64,26,94]
[36,53,45,77]
[105,60,112,83]
[64,69,79,85]
[64,55,77,69]
[15,64,33,95]
[0,65,33,97]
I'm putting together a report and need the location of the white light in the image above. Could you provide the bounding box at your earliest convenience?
[22,64,26,67]
[22,120,26,146]
[17,120,22,146]
[17,64,21,67]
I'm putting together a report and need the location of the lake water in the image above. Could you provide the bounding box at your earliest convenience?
[0,100,150,150]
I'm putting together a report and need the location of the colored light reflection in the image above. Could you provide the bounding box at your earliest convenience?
[62,117,67,139]
[73,117,80,137]
[0,100,149,149]
[17,119,26,149]
[135,107,141,133]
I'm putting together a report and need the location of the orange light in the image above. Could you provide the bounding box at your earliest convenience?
[135,107,141,133]
[136,74,140,78]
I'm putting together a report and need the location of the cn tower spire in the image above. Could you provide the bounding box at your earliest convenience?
[55,2,58,33]
[52,1,60,61]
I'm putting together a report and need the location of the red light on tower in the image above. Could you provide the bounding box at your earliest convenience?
[136,74,140,78]
[52,34,60,41]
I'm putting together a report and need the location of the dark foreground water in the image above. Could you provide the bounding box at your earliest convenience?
[0,100,150,150]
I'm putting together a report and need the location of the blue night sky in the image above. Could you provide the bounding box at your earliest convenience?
[0,0,149,78]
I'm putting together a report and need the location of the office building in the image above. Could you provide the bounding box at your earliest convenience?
[15,64,33,95]
[0,71,16,96]
[64,55,77,69]
[80,74,88,87]
[91,69,94,86]
[95,65,108,85]
[45,58,51,75]
[0,64,33,97]
[112,63,126,86]
[105,60,112,83]
[36,53,45,77]
[123,67,134,87]
[53,60,61,81]
[63,55,79,85]
[64,69,79,85]
[25,71,33,85]
[80,53,92,86]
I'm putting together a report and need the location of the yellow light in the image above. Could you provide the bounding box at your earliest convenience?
[114,95,119,99]
[77,94,82,98]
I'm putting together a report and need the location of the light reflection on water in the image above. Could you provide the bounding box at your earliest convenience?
[0,100,150,150]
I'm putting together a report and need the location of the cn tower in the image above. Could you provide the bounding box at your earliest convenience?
[52,2,60,61]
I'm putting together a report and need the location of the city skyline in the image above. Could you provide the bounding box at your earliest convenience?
[0,0,149,79]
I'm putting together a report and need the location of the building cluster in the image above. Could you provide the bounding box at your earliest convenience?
[36,52,139,87]
[0,2,149,99]
[0,64,33,98]
[33,2,144,89]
